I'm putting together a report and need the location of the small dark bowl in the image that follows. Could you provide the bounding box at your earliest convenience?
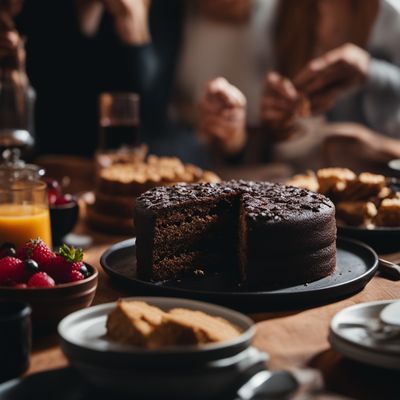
[0,264,98,334]
[50,199,80,245]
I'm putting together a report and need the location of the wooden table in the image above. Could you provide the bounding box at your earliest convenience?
[26,224,399,400]
[26,158,400,399]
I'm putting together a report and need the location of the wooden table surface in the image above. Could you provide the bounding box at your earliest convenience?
[26,158,400,400]
[26,226,400,400]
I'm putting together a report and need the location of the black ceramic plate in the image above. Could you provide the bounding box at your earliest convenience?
[337,224,400,253]
[100,237,378,312]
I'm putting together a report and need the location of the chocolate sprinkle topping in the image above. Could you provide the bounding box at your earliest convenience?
[137,180,333,222]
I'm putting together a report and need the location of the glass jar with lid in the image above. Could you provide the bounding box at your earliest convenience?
[0,149,51,248]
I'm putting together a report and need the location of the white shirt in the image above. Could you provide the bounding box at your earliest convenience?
[175,0,277,126]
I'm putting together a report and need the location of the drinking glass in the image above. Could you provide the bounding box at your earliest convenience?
[0,179,52,248]
[98,92,140,149]
[96,92,145,170]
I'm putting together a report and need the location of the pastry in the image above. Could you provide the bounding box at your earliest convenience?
[336,201,377,226]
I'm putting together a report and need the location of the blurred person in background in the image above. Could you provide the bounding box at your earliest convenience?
[199,0,400,172]
[6,0,264,164]
[259,0,400,171]
[12,0,180,156]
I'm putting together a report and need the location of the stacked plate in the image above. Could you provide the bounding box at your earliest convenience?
[329,300,400,370]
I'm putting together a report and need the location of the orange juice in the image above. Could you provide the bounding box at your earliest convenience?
[0,204,52,248]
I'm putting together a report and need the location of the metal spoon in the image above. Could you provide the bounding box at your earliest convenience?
[338,319,400,341]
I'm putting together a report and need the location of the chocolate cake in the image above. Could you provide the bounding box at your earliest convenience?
[134,181,336,288]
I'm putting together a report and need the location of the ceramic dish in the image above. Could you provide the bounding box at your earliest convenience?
[329,300,400,370]
[0,264,98,332]
[58,297,266,399]
[100,237,378,312]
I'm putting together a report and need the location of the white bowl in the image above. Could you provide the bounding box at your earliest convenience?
[58,297,265,399]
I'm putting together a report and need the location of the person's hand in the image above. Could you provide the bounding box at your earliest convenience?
[199,77,247,156]
[322,123,400,169]
[102,0,151,44]
[260,71,307,139]
[294,43,370,114]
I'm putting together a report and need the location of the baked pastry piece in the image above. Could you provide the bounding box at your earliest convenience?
[106,300,166,347]
[159,308,240,346]
[336,201,377,226]
[375,198,400,227]
[135,181,336,287]
[287,170,319,192]
[106,300,240,349]
[317,168,356,195]
[88,156,220,235]
[340,172,386,201]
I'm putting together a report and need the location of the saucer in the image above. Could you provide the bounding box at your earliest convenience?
[329,300,400,370]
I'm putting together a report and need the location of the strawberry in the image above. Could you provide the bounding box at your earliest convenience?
[17,238,55,266]
[43,244,84,283]
[0,257,26,285]
[27,272,55,288]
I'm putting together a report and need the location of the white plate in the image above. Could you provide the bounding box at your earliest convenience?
[58,296,255,356]
[329,300,400,370]
[380,300,400,327]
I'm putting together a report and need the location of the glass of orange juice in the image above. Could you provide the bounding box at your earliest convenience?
[0,180,52,248]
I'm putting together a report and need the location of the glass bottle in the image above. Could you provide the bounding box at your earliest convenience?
[0,12,36,158]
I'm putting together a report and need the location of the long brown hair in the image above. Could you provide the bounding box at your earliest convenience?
[274,0,380,78]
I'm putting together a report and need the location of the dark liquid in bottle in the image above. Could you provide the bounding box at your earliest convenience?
[99,124,140,150]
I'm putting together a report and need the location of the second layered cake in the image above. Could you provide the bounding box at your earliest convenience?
[134,181,336,288]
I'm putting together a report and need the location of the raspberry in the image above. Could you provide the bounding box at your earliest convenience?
[27,272,55,288]
[17,238,55,266]
[72,261,84,271]
[0,257,26,285]
[66,270,85,283]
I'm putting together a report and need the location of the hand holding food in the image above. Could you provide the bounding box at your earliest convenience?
[294,43,370,114]
[199,77,247,156]
[260,71,310,139]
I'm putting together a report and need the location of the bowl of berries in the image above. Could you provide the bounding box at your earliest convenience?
[0,239,98,332]
[46,178,80,245]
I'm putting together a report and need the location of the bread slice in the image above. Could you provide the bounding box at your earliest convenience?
[106,300,166,347]
[157,308,241,346]
[106,300,241,349]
